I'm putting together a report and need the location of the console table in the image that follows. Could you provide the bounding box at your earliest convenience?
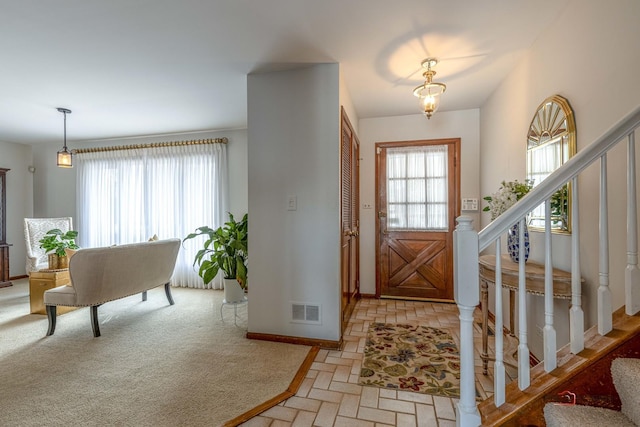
[478,254,579,375]
[0,168,10,287]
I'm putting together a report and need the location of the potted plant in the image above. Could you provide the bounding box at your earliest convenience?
[38,228,79,269]
[183,213,248,302]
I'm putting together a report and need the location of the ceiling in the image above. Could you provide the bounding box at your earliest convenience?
[0,0,570,145]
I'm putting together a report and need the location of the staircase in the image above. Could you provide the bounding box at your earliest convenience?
[479,306,640,425]
[453,106,640,427]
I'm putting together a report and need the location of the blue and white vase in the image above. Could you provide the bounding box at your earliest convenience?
[507,222,530,263]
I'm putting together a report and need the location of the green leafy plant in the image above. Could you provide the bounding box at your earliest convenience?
[38,229,79,257]
[183,213,248,288]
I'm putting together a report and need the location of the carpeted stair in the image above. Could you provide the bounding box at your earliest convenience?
[544,358,640,426]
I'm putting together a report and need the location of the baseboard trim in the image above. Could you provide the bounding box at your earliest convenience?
[9,274,28,280]
[246,331,342,350]
[223,346,320,426]
[380,295,455,303]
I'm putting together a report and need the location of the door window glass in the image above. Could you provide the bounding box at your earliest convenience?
[387,145,448,230]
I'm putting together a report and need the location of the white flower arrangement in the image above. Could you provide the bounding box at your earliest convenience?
[483,179,534,220]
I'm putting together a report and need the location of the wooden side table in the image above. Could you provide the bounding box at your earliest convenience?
[478,254,578,375]
[29,269,77,315]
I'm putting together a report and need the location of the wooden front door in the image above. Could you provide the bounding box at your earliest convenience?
[341,108,360,330]
[376,139,460,301]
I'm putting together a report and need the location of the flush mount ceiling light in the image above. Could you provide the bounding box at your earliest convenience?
[412,58,447,119]
[56,107,73,168]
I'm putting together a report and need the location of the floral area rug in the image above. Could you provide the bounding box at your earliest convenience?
[359,322,465,398]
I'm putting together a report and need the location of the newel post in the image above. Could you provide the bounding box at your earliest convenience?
[454,216,481,427]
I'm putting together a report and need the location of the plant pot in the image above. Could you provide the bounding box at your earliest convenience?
[507,222,530,263]
[48,254,69,270]
[223,278,246,303]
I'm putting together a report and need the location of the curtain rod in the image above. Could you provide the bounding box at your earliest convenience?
[74,137,228,154]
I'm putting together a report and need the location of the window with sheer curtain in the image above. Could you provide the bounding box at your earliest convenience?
[387,145,448,230]
[75,142,228,288]
[527,136,567,228]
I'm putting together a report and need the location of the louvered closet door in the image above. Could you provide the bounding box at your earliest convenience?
[376,139,460,301]
[341,108,360,330]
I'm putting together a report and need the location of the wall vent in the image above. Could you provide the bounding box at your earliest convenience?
[291,302,321,324]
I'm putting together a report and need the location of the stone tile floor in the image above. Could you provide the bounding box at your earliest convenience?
[240,298,517,426]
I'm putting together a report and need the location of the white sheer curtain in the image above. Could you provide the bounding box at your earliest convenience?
[387,145,448,230]
[76,142,228,288]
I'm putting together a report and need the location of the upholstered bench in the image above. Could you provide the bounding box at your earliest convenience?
[44,238,180,337]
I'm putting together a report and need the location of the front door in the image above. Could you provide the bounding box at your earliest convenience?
[376,139,460,300]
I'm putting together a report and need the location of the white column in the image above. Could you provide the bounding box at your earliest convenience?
[570,176,585,354]
[626,132,640,315]
[493,239,505,407]
[454,216,481,427]
[517,218,530,389]
[543,199,557,372]
[599,154,612,335]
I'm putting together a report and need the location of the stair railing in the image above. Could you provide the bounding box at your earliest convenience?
[454,105,640,426]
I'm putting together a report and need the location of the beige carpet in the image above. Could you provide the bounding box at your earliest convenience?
[0,279,311,427]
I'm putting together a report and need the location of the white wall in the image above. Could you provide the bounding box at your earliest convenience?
[247,63,341,341]
[339,67,359,134]
[480,0,640,357]
[0,141,34,277]
[358,109,481,295]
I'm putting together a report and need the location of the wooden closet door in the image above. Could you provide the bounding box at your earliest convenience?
[340,108,360,330]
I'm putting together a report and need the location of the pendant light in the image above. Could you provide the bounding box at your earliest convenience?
[412,58,447,119]
[56,107,73,168]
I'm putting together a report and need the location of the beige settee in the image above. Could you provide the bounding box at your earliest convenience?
[44,238,181,337]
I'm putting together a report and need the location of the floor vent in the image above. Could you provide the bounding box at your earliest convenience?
[291,302,321,324]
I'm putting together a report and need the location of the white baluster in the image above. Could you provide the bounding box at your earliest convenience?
[518,218,530,389]
[453,216,481,427]
[544,199,557,371]
[570,176,584,354]
[626,132,640,315]
[493,239,505,407]
[599,154,613,335]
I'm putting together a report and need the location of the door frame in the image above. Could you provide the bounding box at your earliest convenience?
[374,138,461,299]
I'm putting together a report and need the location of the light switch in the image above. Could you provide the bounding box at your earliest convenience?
[288,195,297,211]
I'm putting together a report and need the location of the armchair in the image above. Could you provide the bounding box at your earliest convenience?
[24,217,73,274]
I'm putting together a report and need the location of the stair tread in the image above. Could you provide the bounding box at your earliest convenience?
[544,403,636,427]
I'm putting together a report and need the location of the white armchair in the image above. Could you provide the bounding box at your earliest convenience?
[24,217,73,274]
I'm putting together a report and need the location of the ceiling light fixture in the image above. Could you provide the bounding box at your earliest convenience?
[56,107,73,168]
[413,58,446,119]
